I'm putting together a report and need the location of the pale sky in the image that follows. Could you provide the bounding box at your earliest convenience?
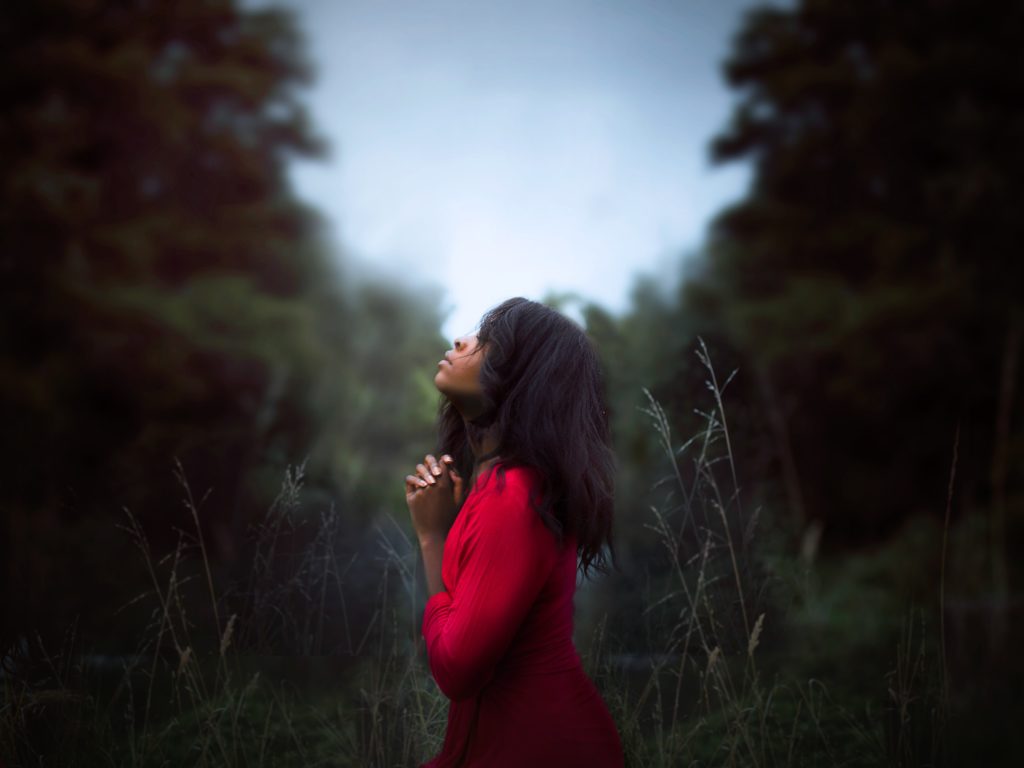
[273,0,771,340]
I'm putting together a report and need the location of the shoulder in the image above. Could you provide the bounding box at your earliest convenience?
[465,463,542,521]
[462,464,562,557]
[480,463,539,499]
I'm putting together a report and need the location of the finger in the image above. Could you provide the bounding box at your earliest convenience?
[425,454,442,477]
[416,463,436,485]
[405,473,425,495]
[406,474,428,492]
[432,456,454,485]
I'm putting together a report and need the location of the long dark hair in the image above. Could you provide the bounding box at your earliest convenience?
[436,297,620,581]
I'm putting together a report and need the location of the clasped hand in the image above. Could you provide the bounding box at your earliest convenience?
[406,453,465,543]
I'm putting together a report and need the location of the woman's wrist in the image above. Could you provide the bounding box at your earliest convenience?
[419,534,447,597]
[418,532,446,549]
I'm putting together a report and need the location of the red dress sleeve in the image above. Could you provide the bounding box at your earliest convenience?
[422,470,559,702]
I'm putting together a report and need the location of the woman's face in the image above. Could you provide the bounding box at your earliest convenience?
[435,331,486,407]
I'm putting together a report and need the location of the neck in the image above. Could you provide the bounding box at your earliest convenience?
[467,423,501,482]
[469,426,499,460]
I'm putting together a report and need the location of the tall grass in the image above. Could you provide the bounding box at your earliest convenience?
[0,338,959,766]
[603,338,954,767]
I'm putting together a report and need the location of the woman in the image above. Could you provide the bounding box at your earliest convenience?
[406,297,625,767]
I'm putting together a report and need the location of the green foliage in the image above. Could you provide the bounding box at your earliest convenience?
[0,0,450,656]
[685,0,1024,540]
[3,336,1017,766]
[2,0,1020,763]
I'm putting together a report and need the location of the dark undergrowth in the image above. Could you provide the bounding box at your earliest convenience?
[2,339,1018,767]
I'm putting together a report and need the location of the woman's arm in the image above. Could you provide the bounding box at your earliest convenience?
[422,472,559,702]
[419,535,447,598]
[408,453,463,599]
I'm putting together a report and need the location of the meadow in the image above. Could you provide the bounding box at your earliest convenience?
[1,340,1014,767]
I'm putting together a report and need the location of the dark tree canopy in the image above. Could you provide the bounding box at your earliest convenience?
[699,0,1024,540]
[1,0,326,512]
[0,0,449,652]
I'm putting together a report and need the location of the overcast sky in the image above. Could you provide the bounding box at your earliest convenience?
[275,0,772,340]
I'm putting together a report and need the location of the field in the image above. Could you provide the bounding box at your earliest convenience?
[3,345,1018,767]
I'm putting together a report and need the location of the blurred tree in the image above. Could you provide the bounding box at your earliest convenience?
[0,0,447,652]
[699,0,1023,558]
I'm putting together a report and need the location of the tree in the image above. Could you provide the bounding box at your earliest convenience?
[701,0,1023,547]
[0,0,448,651]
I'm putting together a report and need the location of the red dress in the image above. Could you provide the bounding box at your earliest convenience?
[420,462,624,767]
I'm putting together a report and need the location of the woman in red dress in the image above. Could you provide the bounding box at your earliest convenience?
[406,297,625,767]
